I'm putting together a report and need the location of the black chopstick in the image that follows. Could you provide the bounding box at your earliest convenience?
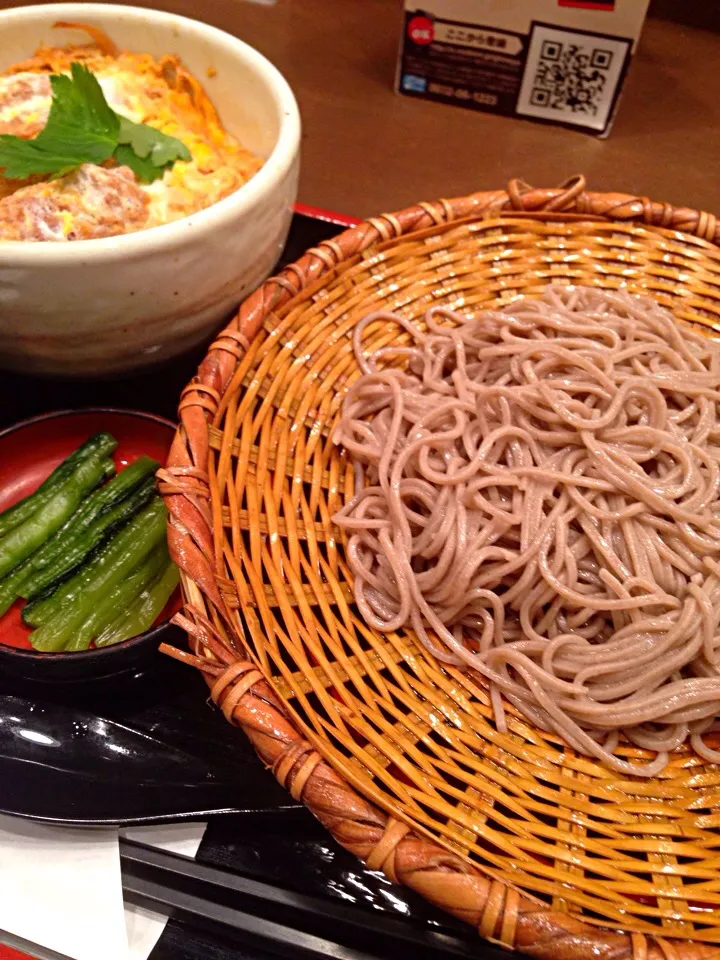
[123,867,376,960]
[120,838,481,959]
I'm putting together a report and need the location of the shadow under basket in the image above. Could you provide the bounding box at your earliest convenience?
[160,176,720,960]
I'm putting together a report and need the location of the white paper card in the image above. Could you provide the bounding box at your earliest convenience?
[0,820,206,960]
[0,816,127,960]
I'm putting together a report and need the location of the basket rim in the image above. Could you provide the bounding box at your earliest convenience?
[161,176,720,960]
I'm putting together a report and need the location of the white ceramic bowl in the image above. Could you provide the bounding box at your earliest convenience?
[0,4,300,377]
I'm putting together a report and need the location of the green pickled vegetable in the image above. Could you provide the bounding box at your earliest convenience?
[62,544,170,652]
[23,472,158,603]
[0,435,117,580]
[27,497,168,649]
[0,432,116,539]
[95,558,178,647]
[0,456,158,616]
[0,458,115,607]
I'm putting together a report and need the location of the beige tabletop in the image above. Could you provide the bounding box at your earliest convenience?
[4,0,719,219]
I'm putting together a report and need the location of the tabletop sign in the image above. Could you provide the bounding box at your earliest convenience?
[396,0,649,135]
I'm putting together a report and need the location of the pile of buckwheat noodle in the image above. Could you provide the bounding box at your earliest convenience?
[332,285,720,776]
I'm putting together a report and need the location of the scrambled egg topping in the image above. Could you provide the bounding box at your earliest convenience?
[0,26,263,241]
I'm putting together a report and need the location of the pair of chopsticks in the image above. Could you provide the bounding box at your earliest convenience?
[119,838,484,960]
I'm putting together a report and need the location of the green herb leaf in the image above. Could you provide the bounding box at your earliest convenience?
[50,63,120,141]
[0,135,96,179]
[117,115,190,166]
[115,116,191,182]
[0,64,118,179]
[113,143,171,184]
[0,62,191,183]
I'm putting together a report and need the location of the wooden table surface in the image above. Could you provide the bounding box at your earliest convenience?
[4,0,719,218]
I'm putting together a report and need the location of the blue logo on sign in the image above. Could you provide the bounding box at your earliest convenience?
[402,74,427,93]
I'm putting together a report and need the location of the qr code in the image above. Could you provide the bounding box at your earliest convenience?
[516,24,631,132]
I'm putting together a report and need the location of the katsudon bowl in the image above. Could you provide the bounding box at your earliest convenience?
[0,4,300,377]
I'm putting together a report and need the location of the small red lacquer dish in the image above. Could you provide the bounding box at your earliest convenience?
[0,409,180,684]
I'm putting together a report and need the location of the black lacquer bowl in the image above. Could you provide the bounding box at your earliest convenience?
[0,408,180,684]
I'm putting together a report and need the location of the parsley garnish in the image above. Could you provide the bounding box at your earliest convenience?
[0,63,191,183]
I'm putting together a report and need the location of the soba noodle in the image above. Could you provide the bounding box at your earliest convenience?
[332,285,720,776]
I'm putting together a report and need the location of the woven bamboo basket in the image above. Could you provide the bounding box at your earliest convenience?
[160,177,720,960]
